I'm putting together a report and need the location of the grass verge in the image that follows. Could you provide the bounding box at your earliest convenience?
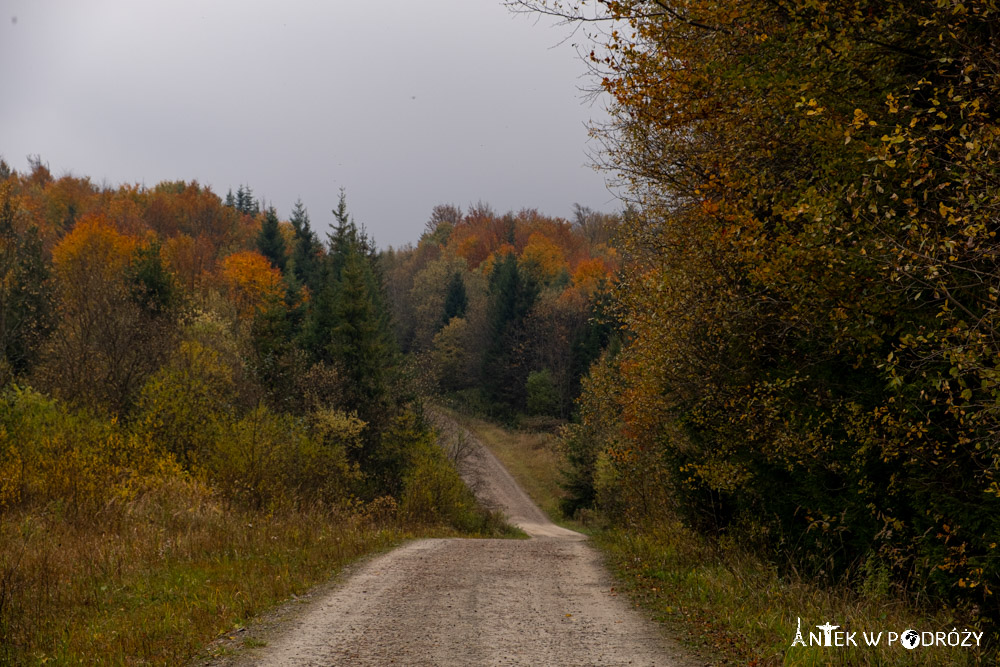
[599,525,984,665]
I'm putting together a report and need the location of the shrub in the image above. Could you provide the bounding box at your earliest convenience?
[525,369,558,416]
[0,385,179,517]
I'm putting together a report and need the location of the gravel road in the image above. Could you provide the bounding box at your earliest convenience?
[213,414,701,666]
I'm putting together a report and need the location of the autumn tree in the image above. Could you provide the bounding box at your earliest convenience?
[406,253,468,351]
[424,204,462,246]
[519,232,565,286]
[40,216,175,413]
[220,250,284,320]
[386,201,620,407]
[517,0,1000,626]
[571,204,615,247]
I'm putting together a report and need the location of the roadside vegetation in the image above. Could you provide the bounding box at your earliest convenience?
[387,188,991,663]
[434,406,572,528]
[454,414,982,665]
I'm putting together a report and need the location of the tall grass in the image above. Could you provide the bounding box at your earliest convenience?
[0,388,510,665]
[600,524,985,665]
[0,476,405,665]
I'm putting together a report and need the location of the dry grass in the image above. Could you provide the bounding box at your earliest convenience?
[0,475,410,665]
[599,525,986,665]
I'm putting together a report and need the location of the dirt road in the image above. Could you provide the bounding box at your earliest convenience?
[216,415,700,666]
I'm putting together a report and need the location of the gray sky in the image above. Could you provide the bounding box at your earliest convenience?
[0,0,614,248]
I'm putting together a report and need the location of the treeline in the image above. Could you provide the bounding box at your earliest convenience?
[384,202,620,420]
[522,0,1000,639]
[0,158,487,525]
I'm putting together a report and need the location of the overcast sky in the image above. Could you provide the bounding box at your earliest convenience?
[0,0,615,248]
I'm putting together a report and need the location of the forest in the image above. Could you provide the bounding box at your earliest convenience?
[3,0,1000,661]
[383,201,620,421]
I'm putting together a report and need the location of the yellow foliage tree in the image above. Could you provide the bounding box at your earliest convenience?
[571,257,610,295]
[519,232,566,285]
[219,250,284,319]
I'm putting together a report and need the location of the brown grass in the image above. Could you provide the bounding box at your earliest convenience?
[599,524,986,665]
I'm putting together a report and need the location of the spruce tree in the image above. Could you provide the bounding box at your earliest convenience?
[0,183,50,377]
[300,268,338,364]
[289,199,322,293]
[256,207,287,273]
[440,271,468,328]
[235,185,259,216]
[481,252,537,408]
[327,188,357,281]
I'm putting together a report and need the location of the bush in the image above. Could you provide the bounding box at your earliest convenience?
[525,369,558,416]
[134,340,234,467]
[205,406,361,510]
[0,385,179,517]
[377,410,502,533]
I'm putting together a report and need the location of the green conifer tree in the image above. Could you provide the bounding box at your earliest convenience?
[440,271,468,329]
[289,199,322,294]
[256,207,287,273]
[482,252,537,408]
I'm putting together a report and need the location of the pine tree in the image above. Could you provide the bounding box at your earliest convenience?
[300,270,338,364]
[130,242,178,317]
[235,185,259,216]
[302,190,395,384]
[331,251,386,400]
[327,188,357,281]
[0,182,50,377]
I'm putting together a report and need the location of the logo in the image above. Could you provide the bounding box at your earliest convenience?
[789,618,983,651]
